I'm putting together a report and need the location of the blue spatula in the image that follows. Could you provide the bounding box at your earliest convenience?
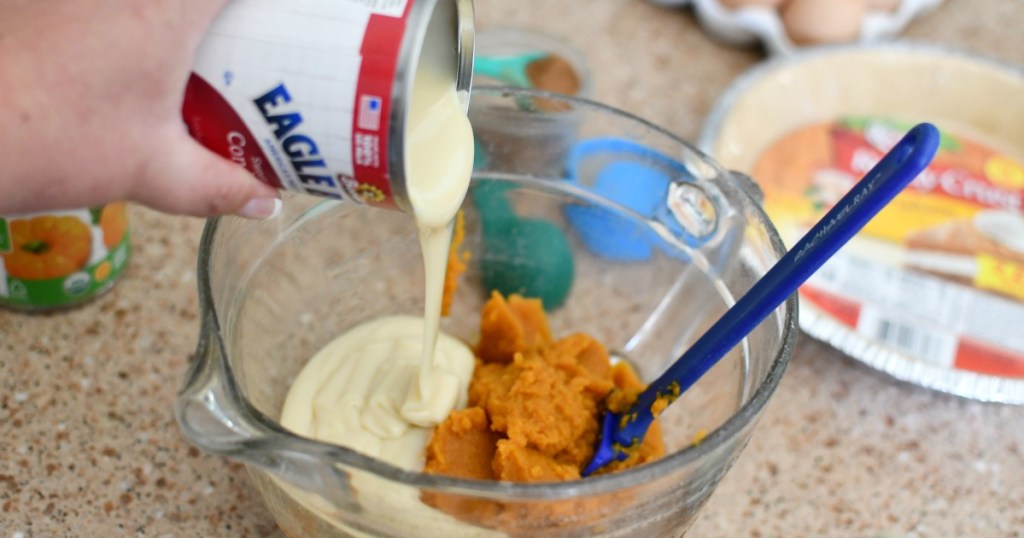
[584,123,941,476]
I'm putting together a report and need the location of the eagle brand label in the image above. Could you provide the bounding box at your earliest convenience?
[182,0,417,210]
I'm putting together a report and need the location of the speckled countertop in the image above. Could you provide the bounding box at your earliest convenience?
[3,0,1023,536]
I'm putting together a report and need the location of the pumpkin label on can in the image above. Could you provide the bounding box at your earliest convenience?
[0,203,131,310]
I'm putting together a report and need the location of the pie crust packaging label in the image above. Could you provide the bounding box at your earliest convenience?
[754,117,1024,378]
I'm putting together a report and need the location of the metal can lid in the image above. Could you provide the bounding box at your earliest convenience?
[455,0,475,96]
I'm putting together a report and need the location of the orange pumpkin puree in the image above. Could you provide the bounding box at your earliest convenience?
[425,292,665,483]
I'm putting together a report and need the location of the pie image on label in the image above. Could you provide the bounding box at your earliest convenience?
[904,210,1024,299]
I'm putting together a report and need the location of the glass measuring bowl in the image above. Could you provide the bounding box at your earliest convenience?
[176,87,797,537]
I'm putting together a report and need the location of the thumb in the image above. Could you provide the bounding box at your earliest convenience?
[131,135,281,219]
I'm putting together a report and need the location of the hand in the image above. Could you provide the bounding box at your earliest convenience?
[0,0,280,218]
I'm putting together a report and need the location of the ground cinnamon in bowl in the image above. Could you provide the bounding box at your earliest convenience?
[525,54,582,112]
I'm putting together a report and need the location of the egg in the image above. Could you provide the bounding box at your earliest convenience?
[719,0,786,9]
[781,0,866,45]
[865,0,902,12]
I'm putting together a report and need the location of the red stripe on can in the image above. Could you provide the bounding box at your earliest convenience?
[350,6,413,210]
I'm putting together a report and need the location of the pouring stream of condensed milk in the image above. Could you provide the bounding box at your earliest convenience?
[403,22,475,425]
[280,6,477,472]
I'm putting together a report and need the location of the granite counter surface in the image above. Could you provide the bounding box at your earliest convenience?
[2,0,1023,536]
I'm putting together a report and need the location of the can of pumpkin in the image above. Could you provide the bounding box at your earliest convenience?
[0,203,131,311]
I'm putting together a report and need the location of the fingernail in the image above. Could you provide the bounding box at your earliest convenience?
[236,197,282,219]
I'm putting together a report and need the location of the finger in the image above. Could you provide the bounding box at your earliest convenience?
[130,136,280,218]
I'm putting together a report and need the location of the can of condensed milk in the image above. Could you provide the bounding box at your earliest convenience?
[182,0,475,212]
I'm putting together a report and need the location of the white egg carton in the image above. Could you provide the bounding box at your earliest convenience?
[651,0,944,56]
